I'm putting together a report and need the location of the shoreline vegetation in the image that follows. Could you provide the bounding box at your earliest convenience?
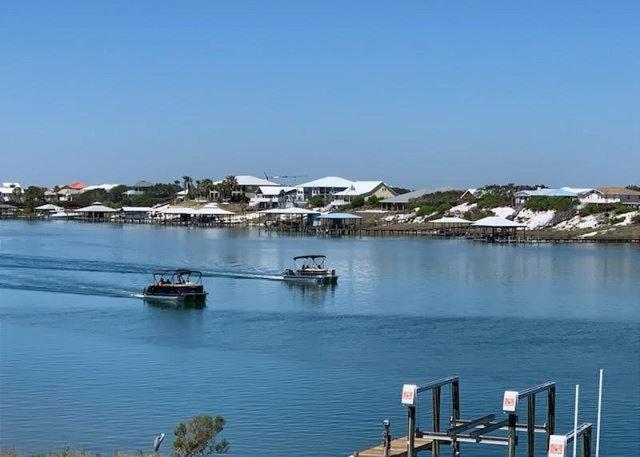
[2,181,639,243]
[0,415,229,457]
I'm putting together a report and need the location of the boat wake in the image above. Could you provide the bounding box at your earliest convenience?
[0,253,285,281]
[0,280,138,299]
[201,271,285,281]
[0,254,289,299]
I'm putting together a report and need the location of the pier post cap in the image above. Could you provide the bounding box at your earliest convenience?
[548,435,568,456]
[401,384,418,406]
[502,390,519,412]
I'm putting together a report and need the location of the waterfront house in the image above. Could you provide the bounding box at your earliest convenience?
[597,187,640,205]
[124,180,154,196]
[175,189,188,200]
[211,175,281,200]
[294,176,353,203]
[331,181,396,205]
[458,189,479,202]
[381,189,431,210]
[56,187,81,202]
[0,182,22,203]
[44,190,59,202]
[514,188,579,205]
[250,186,297,209]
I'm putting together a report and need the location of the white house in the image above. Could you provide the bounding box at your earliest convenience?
[212,175,281,200]
[0,182,22,202]
[294,176,354,202]
[331,181,396,204]
[249,186,297,209]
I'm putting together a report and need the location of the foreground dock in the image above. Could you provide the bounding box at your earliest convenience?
[352,436,432,456]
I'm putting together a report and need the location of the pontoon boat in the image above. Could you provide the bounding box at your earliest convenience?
[142,270,207,302]
[282,255,338,284]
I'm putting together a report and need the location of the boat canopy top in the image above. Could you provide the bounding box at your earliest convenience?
[151,269,203,283]
[293,255,327,268]
[293,255,326,261]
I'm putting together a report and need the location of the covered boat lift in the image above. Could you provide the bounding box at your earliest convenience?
[76,202,118,221]
[314,213,362,234]
[428,216,472,236]
[194,203,235,225]
[260,207,320,232]
[471,216,526,242]
[35,203,64,216]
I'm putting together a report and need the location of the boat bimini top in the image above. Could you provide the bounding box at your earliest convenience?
[293,255,327,269]
[151,269,203,285]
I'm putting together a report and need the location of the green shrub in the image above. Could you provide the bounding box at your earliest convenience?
[524,196,576,212]
[350,196,365,208]
[579,203,633,217]
[418,202,452,217]
[308,195,325,207]
[173,415,229,457]
[476,193,509,209]
[366,195,381,206]
[612,204,634,215]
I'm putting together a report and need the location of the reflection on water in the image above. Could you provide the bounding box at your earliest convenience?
[0,221,638,457]
[142,297,207,310]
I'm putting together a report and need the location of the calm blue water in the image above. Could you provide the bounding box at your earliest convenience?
[0,220,638,456]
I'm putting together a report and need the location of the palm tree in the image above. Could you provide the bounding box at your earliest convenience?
[199,178,215,201]
[12,187,22,203]
[182,176,193,196]
[221,176,238,201]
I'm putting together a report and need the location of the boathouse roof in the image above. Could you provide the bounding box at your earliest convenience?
[472,216,525,228]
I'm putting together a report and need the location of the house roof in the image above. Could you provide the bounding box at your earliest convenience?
[132,180,154,188]
[297,176,353,189]
[561,187,596,195]
[35,204,63,211]
[160,206,196,215]
[472,216,525,228]
[597,187,640,196]
[259,207,320,215]
[257,186,296,196]
[514,188,577,197]
[317,213,362,219]
[430,216,472,224]
[333,181,386,197]
[82,184,121,192]
[76,203,118,213]
[0,187,22,195]
[0,203,18,210]
[121,206,154,212]
[68,182,87,190]
[381,189,431,204]
[195,204,234,215]
[234,175,280,186]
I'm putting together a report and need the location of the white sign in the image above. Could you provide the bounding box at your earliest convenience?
[401,384,417,406]
[548,435,567,457]
[502,390,519,412]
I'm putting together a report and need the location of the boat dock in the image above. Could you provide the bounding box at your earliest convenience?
[352,436,432,456]
[350,375,595,457]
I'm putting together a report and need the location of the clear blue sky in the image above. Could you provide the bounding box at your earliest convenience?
[1,0,638,189]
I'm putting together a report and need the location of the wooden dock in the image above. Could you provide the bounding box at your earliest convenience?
[352,436,432,457]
